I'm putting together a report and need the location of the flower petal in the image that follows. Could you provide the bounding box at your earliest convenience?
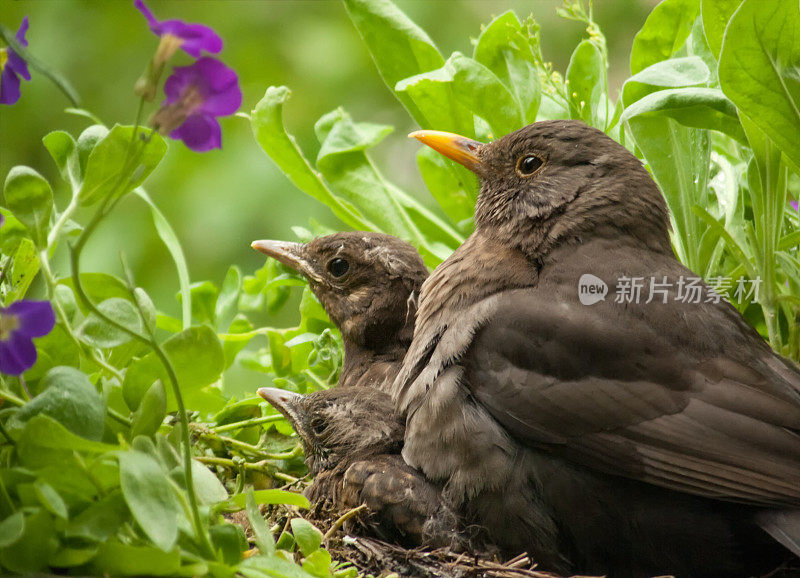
[6,16,31,81]
[170,113,221,152]
[0,332,37,376]
[7,49,30,81]
[134,0,161,32]
[5,300,55,338]
[792,200,799,212]
[0,65,21,105]
[15,16,29,46]
[162,64,193,104]
[157,20,223,57]
[192,58,241,115]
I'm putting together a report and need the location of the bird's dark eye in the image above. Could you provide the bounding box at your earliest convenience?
[327,258,350,278]
[517,155,544,176]
[310,418,327,436]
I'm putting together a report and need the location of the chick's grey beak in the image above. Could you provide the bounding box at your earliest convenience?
[250,240,322,282]
[257,387,302,412]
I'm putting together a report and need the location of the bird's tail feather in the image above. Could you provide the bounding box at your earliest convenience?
[756,509,800,558]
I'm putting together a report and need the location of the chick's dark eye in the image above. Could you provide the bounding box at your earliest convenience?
[328,257,350,277]
[310,418,327,436]
[517,155,544,176]
[327,258,349,278]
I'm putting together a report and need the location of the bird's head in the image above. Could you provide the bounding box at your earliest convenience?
[411,120,671,258]
[257,386,404,474]
[251,232,428,348]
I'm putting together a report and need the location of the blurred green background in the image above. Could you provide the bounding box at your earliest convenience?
[0,0,655,323]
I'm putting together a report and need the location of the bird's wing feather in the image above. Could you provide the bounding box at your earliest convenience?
[466,286,800,506]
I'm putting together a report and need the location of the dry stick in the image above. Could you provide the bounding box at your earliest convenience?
[323,504,369,542]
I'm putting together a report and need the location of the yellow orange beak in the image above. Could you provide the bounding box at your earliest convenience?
[409,130,484,173]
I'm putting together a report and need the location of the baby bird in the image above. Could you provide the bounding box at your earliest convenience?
[257,386,455,547]
[251,232,428,392]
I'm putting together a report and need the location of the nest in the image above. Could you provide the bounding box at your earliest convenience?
[295,497,594,578]
[248,489,797,578]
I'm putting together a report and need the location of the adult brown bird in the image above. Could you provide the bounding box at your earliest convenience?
[394,120,800,577]
[251,232,428,392]
[257,386,456,548]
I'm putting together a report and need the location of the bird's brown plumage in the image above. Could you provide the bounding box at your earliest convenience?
[396,120,800,577]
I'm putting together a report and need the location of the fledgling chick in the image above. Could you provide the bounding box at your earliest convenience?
[251,232,428,392]
[257,386,458,548]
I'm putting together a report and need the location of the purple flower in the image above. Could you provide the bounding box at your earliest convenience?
[134,0,222,60]
[792,200,799,212]
[0,16,31,106]
[0,300,55,376]
[151,57,241,152]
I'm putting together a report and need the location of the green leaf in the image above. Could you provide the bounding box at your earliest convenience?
[303,549,332,578]
[3,166,53,248]
[621,87,746,143]
[229,489,310,510]
[246,488,276,556]
[5,237,40,303]
[92,539,180,576]
[216,265,242,330]
[131,380,167,438]
[314,108,462,264]
[474,11,541,124]
[77,125,109,176]
[171,460,228,505]
[416,146,474,225]
[626,116,711,272]
[12,366,105,441]
[718,0,800,174]
[134,287,158,332]
[210,523,247,566]
[343,0,448,126]
[78,124,167,206]
[33,480,68,519]
[60,272,130,306]
[118,450,182,551]
[78,297,143,348]
[0,511,24,548]
[222,315,255,370]
[291,518,323,557]
[0,509,57,573]
[65,491,127,542]
[23,324,81,381]
[17,415,118,458]
[134,188,192,330]
[122,325,225,411]
[566,40,606,128]
[630,0,700,74]
[251,86,374,231]
[419,52,523,137]
[701,0,741,60]
[42,130,81,188]
[184,280,219,325]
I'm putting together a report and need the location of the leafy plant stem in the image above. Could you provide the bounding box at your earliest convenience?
[209,414,285,433]
[0,389,25,407]
[68,181,215,562]
[47,193,80,249]
[37,249,126,383]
